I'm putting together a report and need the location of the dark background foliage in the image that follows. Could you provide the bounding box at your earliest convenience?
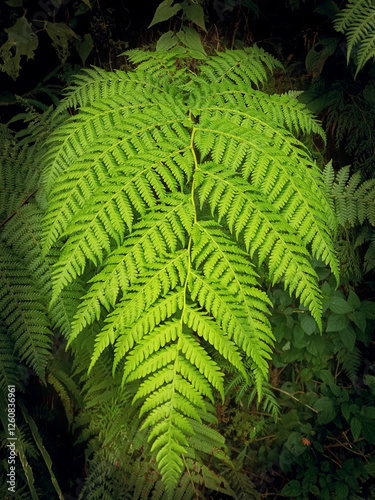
[1,1,375,499]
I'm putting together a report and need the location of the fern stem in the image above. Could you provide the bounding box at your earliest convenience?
[0,189,38,228]
[179,123,198,340]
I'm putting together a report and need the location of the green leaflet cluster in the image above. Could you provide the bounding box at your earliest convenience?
[42,47,339,492]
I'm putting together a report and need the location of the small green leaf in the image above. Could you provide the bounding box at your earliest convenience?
[350,416,362,440]
[321,460,330,472]
[364,374,375,392]
[300,423,312,433]
[364,406,375,419]
[339,326,356,351]
[293,325,309,347]
[313,440,324,452]
[281,480,302,497]
[321,282,331,296]
[335,482,349,500]
[364,459,375,476]
[341,402,350,421]
[75,33,93,65]
[310,485,320,496]
[349,403,360,415]
[362,419,375,444]
[300,314,317,335]
[300,367,313,381]
[149,0,182,28]
[330,383,341,397]
[318,369,335,386]
[6,0,23,6]
[329,296,353,314]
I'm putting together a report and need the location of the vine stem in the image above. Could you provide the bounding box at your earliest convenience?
[272,387,318,413]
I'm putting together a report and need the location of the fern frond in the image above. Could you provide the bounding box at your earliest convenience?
[323,163,375,226]
[198,47,283,87]
[0,328,18,392]
[1,203,82,337]
[338,345,362,384]
[42,48,338,492]
[334,0,375,76]
[0,242,52,380]
[0,128,40,220]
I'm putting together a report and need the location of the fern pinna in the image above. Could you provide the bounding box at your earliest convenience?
[42,48,338,493]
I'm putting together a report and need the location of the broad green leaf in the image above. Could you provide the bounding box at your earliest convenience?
[45,22,78,64]
[306,335,325,356]
[329,296,353,314]
[156,31,178,51]
[182,1,207,31]
[176,27,207,57]
[305,37,339,77]
[326,312,349,332]
[315,0,340,19]
[314,396,337,424]
[0,17,38,80]
[149,0,182,28]
[339,326,356,351]
[352,311,366,332]
[347,290,361,309]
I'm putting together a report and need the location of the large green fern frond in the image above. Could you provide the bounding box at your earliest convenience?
[42,48,338,493]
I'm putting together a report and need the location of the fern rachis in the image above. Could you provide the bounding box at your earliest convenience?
[41,48,338,494]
